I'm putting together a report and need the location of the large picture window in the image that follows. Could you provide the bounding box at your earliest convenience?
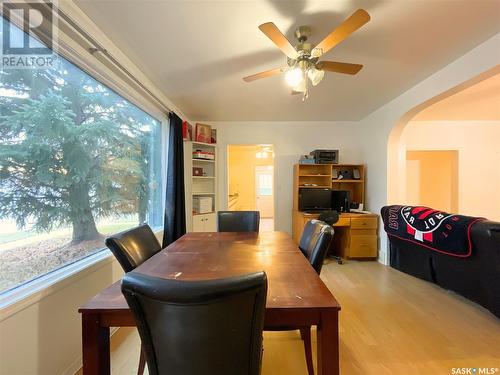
[0,19,163,294]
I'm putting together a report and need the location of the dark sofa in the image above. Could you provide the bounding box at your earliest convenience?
[381,206,500,318]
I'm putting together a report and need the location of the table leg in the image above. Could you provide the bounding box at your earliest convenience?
[317,310,339,375]
[82,313,110,375]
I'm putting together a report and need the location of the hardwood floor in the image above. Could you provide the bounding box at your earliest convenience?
[76,260,500,375]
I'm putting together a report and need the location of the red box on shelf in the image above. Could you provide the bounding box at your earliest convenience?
[193,167,203,176]
[182,121,193,140]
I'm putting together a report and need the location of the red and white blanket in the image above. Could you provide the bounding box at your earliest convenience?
[381,205,484,257]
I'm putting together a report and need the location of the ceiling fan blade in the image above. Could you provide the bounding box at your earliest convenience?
[312,9,370,58]
[243,67,285,82]
[258,22,299,59]
[317,61,363,75]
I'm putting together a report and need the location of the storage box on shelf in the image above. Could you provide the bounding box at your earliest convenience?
[183,140,217,232]
[193,196,213,214]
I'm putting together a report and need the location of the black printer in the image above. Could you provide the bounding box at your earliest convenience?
[309,149,339,164]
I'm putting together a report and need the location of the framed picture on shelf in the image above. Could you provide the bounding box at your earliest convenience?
[195,123,212,143]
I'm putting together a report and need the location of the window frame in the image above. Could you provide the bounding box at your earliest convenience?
[0,11,168,313]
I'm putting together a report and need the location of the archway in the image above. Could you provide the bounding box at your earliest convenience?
[387,66,500,212]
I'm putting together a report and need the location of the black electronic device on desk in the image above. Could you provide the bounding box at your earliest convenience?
[309,149,339,164]
[299,188,331,212]
[331,190,351,213]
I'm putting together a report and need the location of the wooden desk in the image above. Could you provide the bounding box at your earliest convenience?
[293,211,379,258]
[79,232,341,375]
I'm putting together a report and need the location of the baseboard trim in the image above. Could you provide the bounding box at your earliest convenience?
[61,355,82,375]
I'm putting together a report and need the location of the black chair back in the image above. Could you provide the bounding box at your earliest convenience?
[122,271,268,375]
[105,224,162,272]
[299,220,335,274]
[217,211,260,232]
[318,210,340,226]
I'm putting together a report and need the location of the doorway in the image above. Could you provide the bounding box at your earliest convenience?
[406,150,459,213]
[227,145,275,231]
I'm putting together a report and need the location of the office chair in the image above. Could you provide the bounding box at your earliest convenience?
[122,271,268,375]
[317,210,342,264]
[105,224,162,375]
[217,211,260,232]
[267,220,334,375]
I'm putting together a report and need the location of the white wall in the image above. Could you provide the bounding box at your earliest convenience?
[0,257,124,375]
[213,121,364,233]
[402,121,500,221]
[358,33,500,263]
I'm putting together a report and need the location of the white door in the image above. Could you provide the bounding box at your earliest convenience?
[204,213,216,231]
[192,213,216,232]
[255,167,274,218]
[192,215,205,232]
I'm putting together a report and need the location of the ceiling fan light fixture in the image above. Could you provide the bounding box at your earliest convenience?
[292,77,307,93]
[243,10,371,101]
[285,67,304,87]
[308,67,325,86]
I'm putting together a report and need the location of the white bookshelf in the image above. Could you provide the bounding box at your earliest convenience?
[183,140,217,232]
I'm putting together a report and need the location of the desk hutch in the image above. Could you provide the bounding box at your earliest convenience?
[292,163,378,259]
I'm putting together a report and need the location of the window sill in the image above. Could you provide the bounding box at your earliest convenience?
[0,250,115,322]
[0,228,163,322]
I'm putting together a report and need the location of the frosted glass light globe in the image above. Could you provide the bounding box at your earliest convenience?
[285,68,304,87]
[308,67,325,86]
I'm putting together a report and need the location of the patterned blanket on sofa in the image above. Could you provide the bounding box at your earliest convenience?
[381,205,484,257]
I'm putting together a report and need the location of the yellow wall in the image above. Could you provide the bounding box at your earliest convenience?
[403,121,500,220]
[228,145,273,211]
[406,150,458,213]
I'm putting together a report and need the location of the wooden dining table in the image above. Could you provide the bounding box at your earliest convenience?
[79,231,341,375]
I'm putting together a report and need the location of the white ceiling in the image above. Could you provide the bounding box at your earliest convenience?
[413,73,500,121]
[74,0,500,121]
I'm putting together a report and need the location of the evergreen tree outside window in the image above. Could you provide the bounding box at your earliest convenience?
[0,18,163,293]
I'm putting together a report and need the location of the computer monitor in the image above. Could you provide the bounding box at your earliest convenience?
[298,188,331,211]
[331,190,350,213]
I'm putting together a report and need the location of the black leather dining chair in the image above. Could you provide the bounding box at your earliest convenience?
[122,271,268,375]
[268,220,334,375]
[317,210,342,264]
[105,224,162,375]
[105,224,162,273]
[299,220,335,274]
[217,211,260,232]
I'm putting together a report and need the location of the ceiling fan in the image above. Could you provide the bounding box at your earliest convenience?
[243,9,370,101]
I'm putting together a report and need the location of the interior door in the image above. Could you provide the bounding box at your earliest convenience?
[255,167,274,218]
